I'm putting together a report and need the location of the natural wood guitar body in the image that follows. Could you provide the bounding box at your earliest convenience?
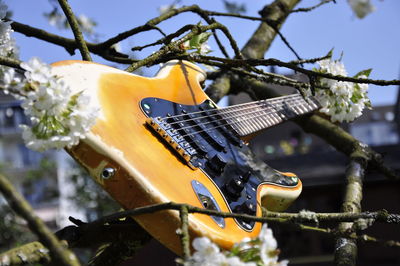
[52,60,302,255]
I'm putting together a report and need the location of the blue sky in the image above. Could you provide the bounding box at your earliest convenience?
[6,0,400,106]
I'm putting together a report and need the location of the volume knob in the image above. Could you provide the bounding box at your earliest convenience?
[234,201,256,215]
[208,154,227,174]
[240,171,252,182]
[225,176,245,198]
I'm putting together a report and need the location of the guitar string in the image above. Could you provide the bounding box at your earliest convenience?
[175,100,315,151]
[173,99,310,137]
[176,99,316,139]
[161,94,304,126]
[164,94,303,127]
[163,94,310,127]
[159,93,304,124]
[167,97,315,136]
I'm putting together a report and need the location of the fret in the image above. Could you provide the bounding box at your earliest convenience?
[298,103,307,114]
[270,110,282,124]
[218,94,321,137]
[254,107,267,129]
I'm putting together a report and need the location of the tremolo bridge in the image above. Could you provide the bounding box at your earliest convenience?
[145,99,237,170]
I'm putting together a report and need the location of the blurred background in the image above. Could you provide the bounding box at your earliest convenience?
[1,0,399,265]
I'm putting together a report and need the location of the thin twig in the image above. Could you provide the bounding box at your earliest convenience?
[89,202,400,229]
[187,56,400,86]
[57,0,92,61]
[263,209,400,224]
[291,0,336,13]
[0,55,23,70]
[124,23,232,72]
[10,20,133,63]
[179,206,190,260]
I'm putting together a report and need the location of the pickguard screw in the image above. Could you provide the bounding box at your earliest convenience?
[101,167,116,180]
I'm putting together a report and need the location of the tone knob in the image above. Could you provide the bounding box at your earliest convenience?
[234,201,256,215]
[240,171,252,183]
[225,176,245,197]
[208,154,227,173]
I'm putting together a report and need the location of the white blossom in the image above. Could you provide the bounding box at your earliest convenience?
[199,42,211,55]
[0,0,20,96]
[312,58,371,123]
[77,14,96,35]
[185,237,256,266]
[348,0,375,19]
[45,10,96,35]
[185,224,286,266]
[47,11,66,30]
[0,0,7,19]
[2,57,99,152]
[0,0,18,58]
[158,4,177,15]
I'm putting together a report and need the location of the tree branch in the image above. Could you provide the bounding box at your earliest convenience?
[0,55,23,70]
[334,157,366,266]
[124,22,238,72]
[291,0,336,13]
[205,0,301,102]
[55,217,151,249]
[10,21,133,63]
[263,209,400,224]
[230,77,399,180]
[57,0,92,61]
[179,206,190,261]
[0,242,51,266]
[0,174,80,266]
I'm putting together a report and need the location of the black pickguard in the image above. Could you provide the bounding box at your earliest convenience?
[140,97,299,231]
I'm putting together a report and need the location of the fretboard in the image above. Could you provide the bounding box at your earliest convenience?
[218,94,321,137]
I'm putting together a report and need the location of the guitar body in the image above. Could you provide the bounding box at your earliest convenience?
[52,60,302,254]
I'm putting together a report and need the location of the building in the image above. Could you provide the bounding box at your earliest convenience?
[228,85,400,265]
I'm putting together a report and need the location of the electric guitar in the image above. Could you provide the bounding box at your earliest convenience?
[52,60,320,254]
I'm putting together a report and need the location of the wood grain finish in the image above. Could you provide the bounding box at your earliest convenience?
[52,60,302,255]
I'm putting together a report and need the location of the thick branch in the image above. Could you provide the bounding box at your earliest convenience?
[87,240,147,266]
[295,114,399,180]
[0,174,80,266]
[0,242,51,266]
[231,77,399,180]
[241,0,301,59]
[205,0,301,102]
[55,218,151,249]
[334,157,366,266]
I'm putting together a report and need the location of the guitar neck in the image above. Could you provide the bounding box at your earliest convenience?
[219,94,321,137]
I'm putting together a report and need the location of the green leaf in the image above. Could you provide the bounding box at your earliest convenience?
[326,48,334,59]
[189,34,201,49]
[354,68,372,78]
[188,32,212,49]
[199,32,212,43]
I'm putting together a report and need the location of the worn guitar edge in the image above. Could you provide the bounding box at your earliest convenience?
[56,60,215,254]
[53,60,303,255]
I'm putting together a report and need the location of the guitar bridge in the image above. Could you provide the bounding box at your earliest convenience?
[146,117,200,169]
